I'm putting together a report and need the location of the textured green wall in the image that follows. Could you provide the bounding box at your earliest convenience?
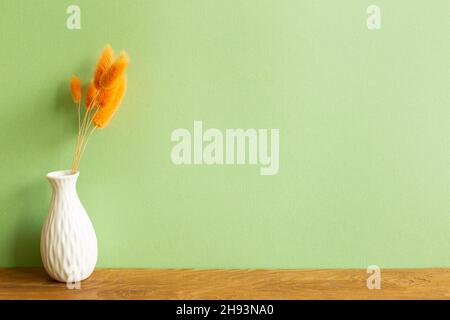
[0,0,449,268]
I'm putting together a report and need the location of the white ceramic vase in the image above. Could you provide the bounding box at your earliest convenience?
[40,170,97,282]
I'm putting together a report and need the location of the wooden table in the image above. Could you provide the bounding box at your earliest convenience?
[0,268,449,299]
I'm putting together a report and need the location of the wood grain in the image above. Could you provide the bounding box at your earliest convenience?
[0,268,449,300]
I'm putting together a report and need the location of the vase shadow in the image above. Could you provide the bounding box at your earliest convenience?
[12,179,48,267]
[11,82,78,266]
[3,80,84,269]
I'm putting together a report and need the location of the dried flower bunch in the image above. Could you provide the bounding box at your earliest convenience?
[69,44,130,173]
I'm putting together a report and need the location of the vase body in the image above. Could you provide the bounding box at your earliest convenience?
[40,170,97,282]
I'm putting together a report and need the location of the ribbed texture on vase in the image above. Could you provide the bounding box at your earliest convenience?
[41,171,97,282]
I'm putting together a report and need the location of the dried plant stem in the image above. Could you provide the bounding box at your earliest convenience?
[76,111,93,165]
[73,105,101,172]
[73,110,93,171]
[75,126,96,170]
[71,93,99,173]
[71,101,82,172]
[77,101,81,133]
[79,105,92,143]
[72,109,90,172]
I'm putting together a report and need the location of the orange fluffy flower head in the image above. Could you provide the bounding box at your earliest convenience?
[94,44,114,89]
[70,75,82,103]
[97,87,116,108]
[94,76,127,128]
[99,51,129,90]
[85,81,98,109]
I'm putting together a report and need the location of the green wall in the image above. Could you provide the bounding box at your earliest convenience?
[0,0,449,268]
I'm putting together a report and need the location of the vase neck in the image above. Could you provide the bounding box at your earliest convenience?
[47,170,79,195]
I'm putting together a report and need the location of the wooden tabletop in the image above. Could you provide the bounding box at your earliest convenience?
[0,268,449,300]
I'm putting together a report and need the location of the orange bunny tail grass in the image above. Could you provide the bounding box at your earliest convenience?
[70,75,82,103]
[85,81,98,109]
[97,87,116,108]
[93,44,114,89]
[99,51,129,90]
[94,76,127,128]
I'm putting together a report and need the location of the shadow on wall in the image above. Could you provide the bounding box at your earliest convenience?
[13,180,47,266]
[7,81,78,266]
